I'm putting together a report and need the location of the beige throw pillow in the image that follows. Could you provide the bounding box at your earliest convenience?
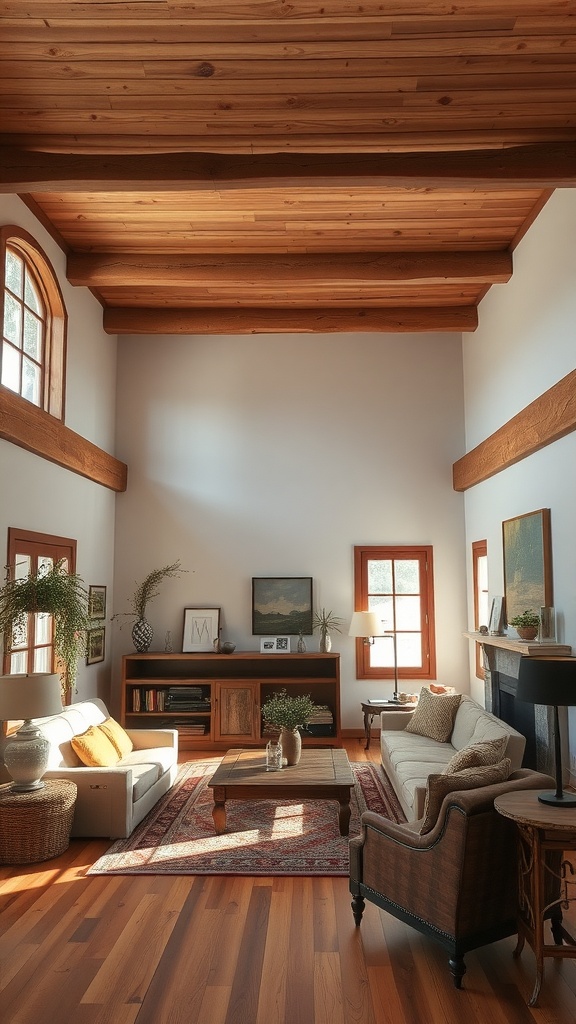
[442,735,508,775]
[405,687,462,743]
[419,758,512,835]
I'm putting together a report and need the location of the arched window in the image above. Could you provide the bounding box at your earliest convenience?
[1,226,66,420]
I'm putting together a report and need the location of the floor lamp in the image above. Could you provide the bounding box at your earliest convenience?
[516,656,576,807]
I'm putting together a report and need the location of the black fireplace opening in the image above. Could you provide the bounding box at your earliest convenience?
[498,674,537,770]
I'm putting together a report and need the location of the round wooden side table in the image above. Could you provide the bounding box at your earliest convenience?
[495,789,576,1006]
[0,779,77,864]
[361,700,415,750]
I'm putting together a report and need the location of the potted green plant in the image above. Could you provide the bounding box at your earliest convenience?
[261,689,316,765]
[312,607,343,653]
[114,560,184,652]
[508,609,540,641]
[0,559,91,693]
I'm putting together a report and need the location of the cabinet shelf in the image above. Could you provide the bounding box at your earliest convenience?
[121,651,341,750]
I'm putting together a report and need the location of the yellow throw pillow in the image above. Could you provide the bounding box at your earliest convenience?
[71,724,119,767]
[419,758,512,835]
[405,687,462,743]
[100,717,134,758]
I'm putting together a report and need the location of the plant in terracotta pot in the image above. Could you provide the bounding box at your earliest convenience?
[261,689,316,765]
[114,560,184,652]
[508,609,540,641]
[0,558,91,693]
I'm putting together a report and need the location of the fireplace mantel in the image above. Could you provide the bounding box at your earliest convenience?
[464,632,571,658]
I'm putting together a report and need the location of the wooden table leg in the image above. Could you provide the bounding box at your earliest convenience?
[211,786,227,834]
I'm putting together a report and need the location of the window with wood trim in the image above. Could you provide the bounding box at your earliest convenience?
[3,528,77,697]
[472,539,489,679]
[1,226,66,420]
[353,545,436,681]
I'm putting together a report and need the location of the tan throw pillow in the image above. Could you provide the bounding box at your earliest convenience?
[442,735,508,775]
[419,758,512,835]
[405,687,462,743]
[71,724,119,767]
[99,717,134,758]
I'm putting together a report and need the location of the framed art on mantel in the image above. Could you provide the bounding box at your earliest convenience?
[502,508,552,623]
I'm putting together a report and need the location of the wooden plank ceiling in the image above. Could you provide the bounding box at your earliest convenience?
[2,1,576,334]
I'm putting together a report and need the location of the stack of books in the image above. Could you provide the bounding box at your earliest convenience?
[306,704,334,737]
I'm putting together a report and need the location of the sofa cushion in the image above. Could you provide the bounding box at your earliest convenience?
[405,687,462,743]
[128,762,163,802]
[71,725,119,767]
[419,758,512,834]
[100,717,134,758]
[442,735,508,774]
[120,746,176,776]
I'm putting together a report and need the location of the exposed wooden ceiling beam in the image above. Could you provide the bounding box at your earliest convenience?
[67,251,512,288]
[0,388,127,492]
[3,144,576,193]
[452,369,576,491]
[103,306,477,334]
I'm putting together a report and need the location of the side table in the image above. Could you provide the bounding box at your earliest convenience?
[0,779,77,864]
[361,700,414,750]
[494,789,576,1006]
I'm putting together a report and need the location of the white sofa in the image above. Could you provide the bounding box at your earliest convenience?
[380,694,526,821]
[35,698,178,838]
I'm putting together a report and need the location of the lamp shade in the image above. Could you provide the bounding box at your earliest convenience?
[0,674,63,721]
[516,657,576,708]
[348,611,383,638]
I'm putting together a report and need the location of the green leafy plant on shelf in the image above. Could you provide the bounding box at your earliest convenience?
[0,558,91,692]
[261,689,316,732]
[508,609,540,628]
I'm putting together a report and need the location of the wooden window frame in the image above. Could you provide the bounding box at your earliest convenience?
[1,225,67,421]
[353,545,436,681]
[472,539,488,680]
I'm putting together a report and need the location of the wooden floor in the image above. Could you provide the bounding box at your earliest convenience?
[1,738,575,1024]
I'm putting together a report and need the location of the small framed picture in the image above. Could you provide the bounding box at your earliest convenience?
[260,636,291,654]
[86,627,105,665]
[488,597,505,636]
[88,584,107,620]
[183,607,221,652]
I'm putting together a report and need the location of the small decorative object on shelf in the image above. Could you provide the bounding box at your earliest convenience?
[540,606,556,641]
[265,736,283,771]
[297,630,307,653]
[164,630,173,652]
[313,607,343,653]
[508,609,540,641]
[221,641,236,654]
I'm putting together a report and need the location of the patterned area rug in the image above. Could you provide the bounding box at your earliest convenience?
[88,759,405,877]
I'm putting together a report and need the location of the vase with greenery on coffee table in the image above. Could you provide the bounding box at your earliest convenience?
[208,747,355,836]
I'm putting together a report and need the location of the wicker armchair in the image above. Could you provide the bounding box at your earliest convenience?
[349,768,558,987]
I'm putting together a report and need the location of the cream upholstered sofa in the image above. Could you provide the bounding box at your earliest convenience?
[380,693,526,821]
[35,697,178,838]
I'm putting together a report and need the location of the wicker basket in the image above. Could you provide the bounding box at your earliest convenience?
[0,779,77,864]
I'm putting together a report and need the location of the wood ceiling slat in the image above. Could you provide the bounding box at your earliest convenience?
[2,2,575,15]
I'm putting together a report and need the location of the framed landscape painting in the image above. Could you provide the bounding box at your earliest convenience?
[252,577,313,635]
[502,508,552,623]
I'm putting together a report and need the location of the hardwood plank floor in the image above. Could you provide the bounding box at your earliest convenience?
[1,738,575,1024]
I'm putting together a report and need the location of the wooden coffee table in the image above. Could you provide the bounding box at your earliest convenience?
[208,747,355,836]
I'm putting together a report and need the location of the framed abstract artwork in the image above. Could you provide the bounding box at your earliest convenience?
[182,607,221,652]
[252,577,313,635]
[502,508,552,624]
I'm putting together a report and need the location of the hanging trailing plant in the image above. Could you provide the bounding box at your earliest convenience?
[0,559,91,692]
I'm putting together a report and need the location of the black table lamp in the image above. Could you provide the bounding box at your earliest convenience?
[516,656,576,807]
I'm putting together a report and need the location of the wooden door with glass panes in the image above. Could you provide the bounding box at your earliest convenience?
[3,528,77,694]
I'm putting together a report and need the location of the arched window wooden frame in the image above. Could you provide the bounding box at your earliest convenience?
[1,225,67,420]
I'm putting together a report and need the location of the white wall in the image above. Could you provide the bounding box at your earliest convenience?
[113,330,469,730]
[461,189,576,759]
[0,195,118,701]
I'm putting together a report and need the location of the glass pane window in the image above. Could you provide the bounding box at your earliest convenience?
[5,248,23,296]
[2,242,48,411]
[354,545,436,681]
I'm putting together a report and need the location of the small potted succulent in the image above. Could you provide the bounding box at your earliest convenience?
[261,689,316,765]
[508,609,540,641]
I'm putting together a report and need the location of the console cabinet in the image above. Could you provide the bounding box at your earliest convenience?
[121,651,341,750]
